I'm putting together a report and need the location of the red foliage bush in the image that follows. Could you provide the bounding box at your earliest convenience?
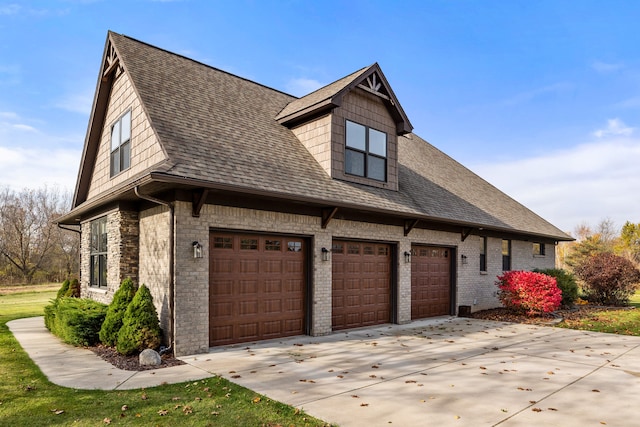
[496,271,562,316]
[573,252,640,306]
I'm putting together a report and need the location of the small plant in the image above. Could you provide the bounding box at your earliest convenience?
[65,278,81,298]
[56,279,71,299]
[117,284,162,356]
[99,278,137,347]
[534,268,578,308]
[44,298,108,346]
[496,270,562,316]
[574,253,640,306]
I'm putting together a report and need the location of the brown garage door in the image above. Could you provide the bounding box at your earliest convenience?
[209,232,306,346]
[332,240,391,330]
[411,245,451,319]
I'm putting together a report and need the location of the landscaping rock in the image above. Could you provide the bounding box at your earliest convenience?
[139,348,161,366]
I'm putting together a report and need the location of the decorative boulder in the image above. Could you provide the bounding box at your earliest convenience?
[139,348,162,366]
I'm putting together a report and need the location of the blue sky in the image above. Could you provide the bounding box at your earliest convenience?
[1,0,639,234]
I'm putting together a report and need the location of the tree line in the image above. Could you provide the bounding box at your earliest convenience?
[0,186,79,285]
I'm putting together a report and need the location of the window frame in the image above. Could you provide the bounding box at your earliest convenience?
[533,242,546,256]
[479,236,487,272]
[501,239,511,271]
[344,120,387,182]
[110,110,132,177]
[89,217,108,289]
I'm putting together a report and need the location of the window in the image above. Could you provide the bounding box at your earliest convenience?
[502,239,511,271]
[533,242,546,256]
[110,110,131,176]
[345,120,387,181]
[90,217,107,288]
[479,237,487,272]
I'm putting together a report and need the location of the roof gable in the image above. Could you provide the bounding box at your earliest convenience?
[276,63,413,135]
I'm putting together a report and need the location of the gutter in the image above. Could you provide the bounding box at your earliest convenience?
[134,186,176,356]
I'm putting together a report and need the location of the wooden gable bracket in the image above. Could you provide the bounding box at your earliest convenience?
[192,189,209,217]
[322,207,338,229]
[102,41,120,82]
[404,219,420,236]
[461,228,473,242]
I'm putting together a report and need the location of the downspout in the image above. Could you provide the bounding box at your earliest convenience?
[134,186,176,355]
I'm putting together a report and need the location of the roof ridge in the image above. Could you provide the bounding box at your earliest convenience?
[110,31,297,100]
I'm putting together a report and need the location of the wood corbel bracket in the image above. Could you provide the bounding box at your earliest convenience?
[404,219,419,236]
[192,189,209,217]
[461,228,473,242]
[322,207,338,229]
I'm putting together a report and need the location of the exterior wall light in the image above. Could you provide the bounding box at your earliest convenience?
[321,247,330,262]
[192,241,203,259]
[404,251,411,263]
[461,254,468,264]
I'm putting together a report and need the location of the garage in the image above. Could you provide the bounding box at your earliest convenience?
[209,232,307,346]
[332,240,392,330]
[411,245,452,319]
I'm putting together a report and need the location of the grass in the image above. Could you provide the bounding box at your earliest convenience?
[0,285,331,426]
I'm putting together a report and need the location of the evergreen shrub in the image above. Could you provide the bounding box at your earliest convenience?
[99,278,137,347]
[116,285,162,356]
[44,298,108,346]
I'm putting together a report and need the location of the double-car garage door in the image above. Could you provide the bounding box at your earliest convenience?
[208,232,451,346]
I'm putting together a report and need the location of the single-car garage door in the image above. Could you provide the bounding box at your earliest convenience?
[209,232,306,346]
[411,245,452,319]
[332,240,392,330]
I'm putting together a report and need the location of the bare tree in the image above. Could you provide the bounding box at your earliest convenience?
[0,186,72,284]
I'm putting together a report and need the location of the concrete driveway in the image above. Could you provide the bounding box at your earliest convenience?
[182,316,640,426]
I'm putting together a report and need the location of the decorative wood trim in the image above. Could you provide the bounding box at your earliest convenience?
[404,219,419,236]
[322,207,338,229]
[192,189,209,217]
[461,228,473,242]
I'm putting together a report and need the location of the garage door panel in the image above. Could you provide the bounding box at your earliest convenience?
[411,245,451,320]
[332,240,391,331]
[209,232,306,346]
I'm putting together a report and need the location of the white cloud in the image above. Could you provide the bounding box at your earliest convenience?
[285,78,324,97]
[500,82,572,107]
[55,90,94,115]
[471,136,640,233]
[593,118,634,138]
[0,145,80,191]
[0,4,20,15]
[591,61,623,73]
[614,97,640,109]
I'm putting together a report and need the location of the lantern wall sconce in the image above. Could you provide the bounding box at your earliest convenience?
[404,251,411,263]
[321,247,330,262]
[192,241,203,259]
[461,254,468,264]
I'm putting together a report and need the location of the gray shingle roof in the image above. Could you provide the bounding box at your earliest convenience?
[74,32,570,240]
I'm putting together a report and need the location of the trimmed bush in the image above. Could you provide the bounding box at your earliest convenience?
[574,253,640,306]
[56,279,70,299]
[43,298,108,346]
[533,268,579,308]
[99,278,137,347]
[65,278,81,298]
[496,270,562,316]
[116,285,162,356]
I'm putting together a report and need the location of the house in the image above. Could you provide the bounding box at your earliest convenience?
[58,32,572,357]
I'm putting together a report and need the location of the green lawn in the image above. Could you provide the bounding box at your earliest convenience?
[0,286,331,426]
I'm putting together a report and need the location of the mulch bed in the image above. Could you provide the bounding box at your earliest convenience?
[470,305,636,325]
[89,344,185,371]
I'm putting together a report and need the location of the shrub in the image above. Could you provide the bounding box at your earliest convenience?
[496,270,562,316]
[65,278,81,298]
[56,279,70,299]
[116,285,162,356]
[99,278,137,347]
[573,252,640,306]
[43,298,108,346]
[533,268,578,308]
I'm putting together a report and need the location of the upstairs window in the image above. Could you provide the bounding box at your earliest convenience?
[345,120,387,181]
[110,110,131,177]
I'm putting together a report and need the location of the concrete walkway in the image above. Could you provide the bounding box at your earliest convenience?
[9,316,640,426]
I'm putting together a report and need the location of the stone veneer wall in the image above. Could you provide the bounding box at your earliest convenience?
[169,200,557,356]
[81,210,139,304]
